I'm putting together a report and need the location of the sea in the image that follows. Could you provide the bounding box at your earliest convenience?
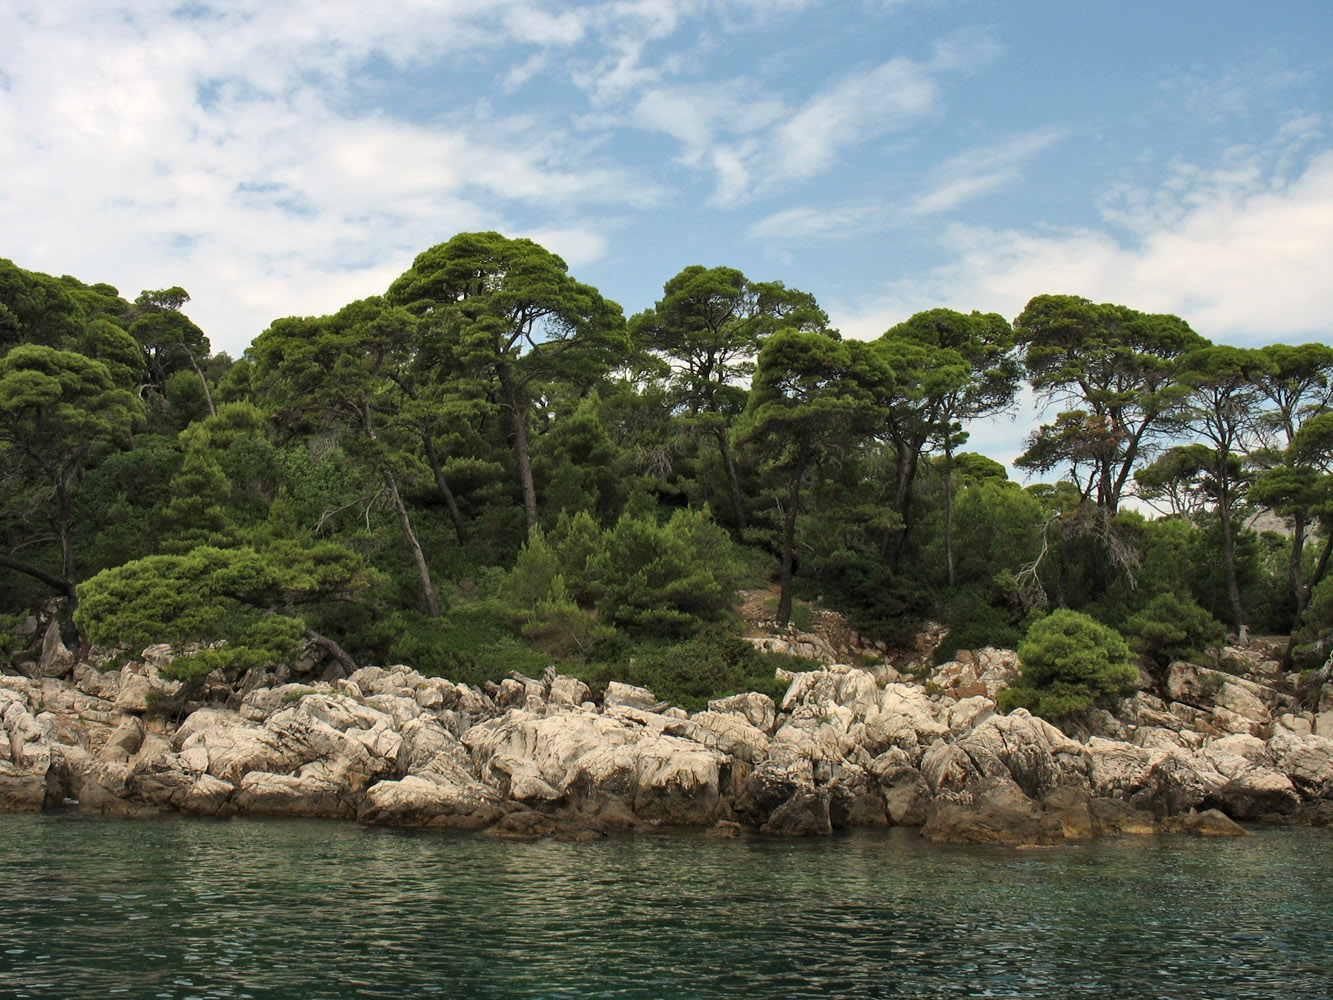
[0,814,1329,999]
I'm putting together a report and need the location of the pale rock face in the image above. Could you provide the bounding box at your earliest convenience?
[357,773,502,828]
[1279,713,1314,736]
[1267,731,1333,800]
[707,691,777,733]
[0,694,52,810]
[921,777,1066,846]
[548,675,592,708]
[233,771,350,818]
[7,637,1330,837]
[772,702,860,761]
[942,696,995,737]
[1130,753,1227,817]
[942,710,1091,801]
[1120,691,1185,732]
[463,708,727,824]
[176,707,249,745]
[602,681,659,712]
[114,663,180,713]
[96,717,146,763]
[674,711,770,764]
[1084,737,1166,798]
[36,619,75,679]
[878,684,949,745]
[1313,711,1333,739]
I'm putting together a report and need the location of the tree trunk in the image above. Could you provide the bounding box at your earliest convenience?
[303,627,358,674]
[943,438,955,587]
[1281,528,1333,669]
[0,554,76,601]
[185,350,216,418]
[1289,512,1308,621]
[383,469,441,618]
[54,475,79,608]
[715,426,747,531]
[499,365,539,531]
[777,471,802,627]
[423,432,469,545]
[882,442,919,563]
[1217,480,1246,638]
[357,397,440,618]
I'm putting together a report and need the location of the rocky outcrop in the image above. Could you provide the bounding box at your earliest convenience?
[4,640,1333,843]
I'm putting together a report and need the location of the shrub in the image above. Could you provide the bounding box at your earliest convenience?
[999,609,1135,720]
[605,627,799,712]
[1122,592,1225,674]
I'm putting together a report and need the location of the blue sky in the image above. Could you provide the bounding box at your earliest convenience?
[2,1,1330,464]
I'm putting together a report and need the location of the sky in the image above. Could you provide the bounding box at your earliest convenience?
[2,0,1331,467]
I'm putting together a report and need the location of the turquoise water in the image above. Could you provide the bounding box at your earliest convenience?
[0,816,1329,999]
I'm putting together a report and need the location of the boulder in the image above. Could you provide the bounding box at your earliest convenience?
[672,711,770,764]
[779,665,880,719]
[1159,808,1248,836]
[131,754,236,816]
[96,717,146,763]
[233,771,350,818]
[1130,753,1225,817]
[1087,797,1158,836]
[922,778,1065,846]
[36,619,75,679]
[602,681,660,712]
[708,691,777,733]
[1267,731,1333,800]
[357,773,503,829]
[1041,786,1095,841]
[548,675,592,708]
[760,789,832,836]
[114,663,181,713]
[1085,737,1164,798]
[923,710,1090,801]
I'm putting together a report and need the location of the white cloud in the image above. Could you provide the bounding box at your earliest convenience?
[832,147,1333,345]
[631,53,947,205]
[0,0,658,355]
[766,58,939,188]
[909,128,1066,216]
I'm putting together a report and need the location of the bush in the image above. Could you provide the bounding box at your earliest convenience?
[1122,592,1225,675]
[382,606,551,687]
[999,609,1135,721]
[598,627,800,712]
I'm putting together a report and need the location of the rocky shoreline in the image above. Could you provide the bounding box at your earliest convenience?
[4,639,1333,845]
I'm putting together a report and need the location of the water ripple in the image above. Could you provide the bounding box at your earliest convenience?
[0,816,1329,999]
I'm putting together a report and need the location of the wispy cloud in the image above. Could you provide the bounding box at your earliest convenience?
[908,128,1067,216]
[833,144,1333,344]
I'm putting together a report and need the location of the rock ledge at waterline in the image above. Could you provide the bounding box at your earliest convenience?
[4,643,1333,845]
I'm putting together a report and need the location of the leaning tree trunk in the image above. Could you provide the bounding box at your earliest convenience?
[422,432,469,545]
[184,350,216,418]
[357,397,440,617]
[776,471,802,627]
[499,366,539,531]
[715,426,747,531]
[382,469,441,618]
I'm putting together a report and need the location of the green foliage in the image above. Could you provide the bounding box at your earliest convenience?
[1001,609,1135,720]
[1122,592,1226,673]
[607,627,798,712]
[380,606,551,687]
[932,582,1032,664]
[591,508,743,636]
[74,542,381,680]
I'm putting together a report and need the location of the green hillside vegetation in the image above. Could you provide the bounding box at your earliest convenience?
[5,241,1333,715]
